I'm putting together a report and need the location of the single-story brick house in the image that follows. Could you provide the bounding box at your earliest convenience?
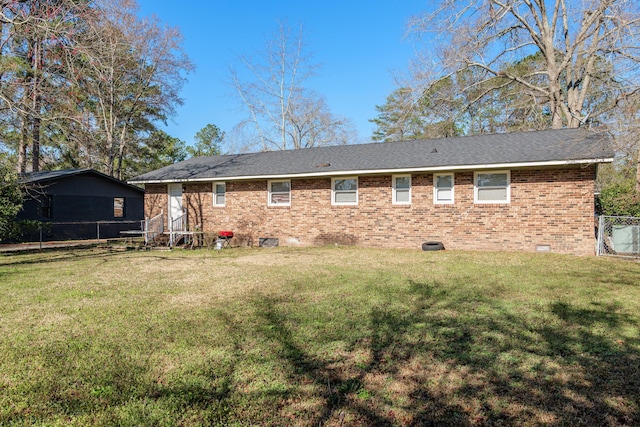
[129,129,614,255]
[18,168,144,241]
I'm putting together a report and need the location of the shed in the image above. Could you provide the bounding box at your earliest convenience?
[18,169,144,241]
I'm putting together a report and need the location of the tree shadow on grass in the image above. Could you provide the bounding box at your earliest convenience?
[1,322,240,426]
[571,263,640,288]
[0,247,125,267]
[6,273,637,426]
[0,249,191,288]
[251,294,400,426]
[399,280,640,426]
[247,279,639,426]
[0,249,199,274]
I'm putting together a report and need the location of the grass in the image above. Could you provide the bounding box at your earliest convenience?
[0,246,639,426]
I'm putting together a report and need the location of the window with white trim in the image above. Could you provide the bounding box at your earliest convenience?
[268,180,291,206]
[393,175,411,204]
[474,171,510,204]
[434,173,454,204]
[213,182,226,206]
[332,177,358,205]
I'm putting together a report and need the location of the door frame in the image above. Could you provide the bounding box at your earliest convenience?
[167,183,183,223]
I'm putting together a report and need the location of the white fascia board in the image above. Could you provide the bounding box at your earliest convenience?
[128,157,614,185]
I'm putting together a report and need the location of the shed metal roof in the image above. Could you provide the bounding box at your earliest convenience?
[129,128,614,184]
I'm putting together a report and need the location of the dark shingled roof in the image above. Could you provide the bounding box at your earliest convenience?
[19,168,95,184]
[129,129,614,184]
[21,168,144,192]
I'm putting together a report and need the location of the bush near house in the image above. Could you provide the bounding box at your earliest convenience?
[0,159,22,241]
[599,180,640,217]
[0,247,639,426]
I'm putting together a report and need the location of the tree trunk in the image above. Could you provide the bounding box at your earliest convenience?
[547,66,565,129]
[106,141,114,176]
[18,116,28,173]
[636,155,640,194]
[551,96,565,129]
[29,37,42,172]
[115,123,129,180]
[31,114,41,173]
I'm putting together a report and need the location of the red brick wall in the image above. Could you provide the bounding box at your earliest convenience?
[144,184,167,224]
[144,165,597,255]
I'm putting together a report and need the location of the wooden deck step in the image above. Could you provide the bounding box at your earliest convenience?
[150,246,171,251]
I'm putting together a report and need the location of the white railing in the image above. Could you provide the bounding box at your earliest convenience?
[169,209,187,247]
[144,211,164,245]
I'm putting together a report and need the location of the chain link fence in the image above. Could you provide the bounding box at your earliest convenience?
[597,216,640,257]
[18,220,143,244]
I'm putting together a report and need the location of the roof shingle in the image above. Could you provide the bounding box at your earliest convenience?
[129,129,614,184]
[21,168,144,192]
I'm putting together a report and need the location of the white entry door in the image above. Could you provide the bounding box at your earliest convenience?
[168,183,183,223]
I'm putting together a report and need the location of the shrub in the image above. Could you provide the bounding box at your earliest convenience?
[598,180,640,217]
[0,159,23,241]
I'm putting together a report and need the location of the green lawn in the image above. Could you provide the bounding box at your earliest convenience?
[0,246,639,426]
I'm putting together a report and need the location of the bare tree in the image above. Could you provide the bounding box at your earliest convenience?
[286,92,355,149]
[373,53,562,142]
[404,0,640,190]
[407,0,640,129]
[66,0,192,179]
[229,21,354,151]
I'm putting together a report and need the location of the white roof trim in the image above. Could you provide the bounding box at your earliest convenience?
[128,157,613,185]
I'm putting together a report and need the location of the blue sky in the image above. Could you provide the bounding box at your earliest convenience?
[136,0,426,149]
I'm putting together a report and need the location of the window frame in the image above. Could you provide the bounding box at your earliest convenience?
[38,195,53,218]
[474,170,511,204]
[113,197,125,218]
[433,173,455,205]
[268,179,291,206]
[331,177,358,206]
[392,174,411,205]
[212,182,226,207]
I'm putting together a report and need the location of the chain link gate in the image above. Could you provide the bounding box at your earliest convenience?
[597,216,640,257]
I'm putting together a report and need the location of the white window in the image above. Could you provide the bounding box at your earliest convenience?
[213,182,225,206]
[474,171,510,204]
[268,180,291,206]
[332,177,358,205]
[393,175,411,205]
[434,173,454,204]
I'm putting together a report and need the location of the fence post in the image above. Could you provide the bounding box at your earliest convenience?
[39,225,43,251]
[97,222,100,240]
[596,215,604,256]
